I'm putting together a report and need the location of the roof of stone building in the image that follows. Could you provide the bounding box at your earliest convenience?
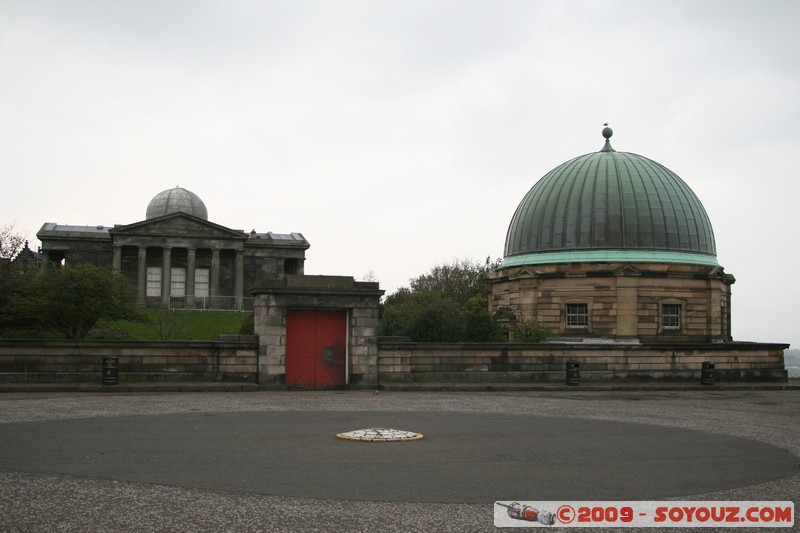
[146,187,208,220]
[503,127,718,267]
[247,230,310,248]
[38,223,111,240]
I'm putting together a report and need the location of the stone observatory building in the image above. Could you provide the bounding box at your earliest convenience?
[488,126,734,344]
[37,187,309,308]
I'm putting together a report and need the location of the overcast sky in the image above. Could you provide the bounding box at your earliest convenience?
[2,0,798,348]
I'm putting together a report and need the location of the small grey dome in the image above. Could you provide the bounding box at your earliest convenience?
[146,187,208,220]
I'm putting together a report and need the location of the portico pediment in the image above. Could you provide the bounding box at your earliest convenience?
[109,213,245,241]
[614,263,642,276]
[508,266,542,280]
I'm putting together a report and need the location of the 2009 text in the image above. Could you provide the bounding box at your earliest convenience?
[576,506,633,523]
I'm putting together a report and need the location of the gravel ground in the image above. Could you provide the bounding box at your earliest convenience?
[0,389,798,532]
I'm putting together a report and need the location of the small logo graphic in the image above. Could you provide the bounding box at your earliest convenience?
[496,502,556,525]
[556,504,576,524]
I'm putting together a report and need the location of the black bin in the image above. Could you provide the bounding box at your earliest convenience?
[701,361,714,386]
[566,359,580,386]
[102,356,118,386]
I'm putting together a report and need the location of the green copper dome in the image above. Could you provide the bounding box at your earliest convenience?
[503,127,718,267]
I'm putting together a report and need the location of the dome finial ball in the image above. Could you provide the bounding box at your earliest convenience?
[602,124,613,139]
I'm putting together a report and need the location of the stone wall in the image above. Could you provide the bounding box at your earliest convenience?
[377,341,788,384]
[488,262,734,343]
[0,337,258,384]
[1,337,788,386]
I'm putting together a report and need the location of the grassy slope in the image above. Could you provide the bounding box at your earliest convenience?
[103,310,252,341]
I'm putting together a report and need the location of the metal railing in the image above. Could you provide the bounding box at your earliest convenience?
[168,296,254,312]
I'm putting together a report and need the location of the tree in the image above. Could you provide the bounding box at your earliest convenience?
[0,223,36,333]
[0,222,25,262]
[407,257,499,305]
[463,295,503,342]
[508,315,550,342]
[380,257,503,342]
[25,264,143,339]
[381,291,466,342]
[0,222,29,284]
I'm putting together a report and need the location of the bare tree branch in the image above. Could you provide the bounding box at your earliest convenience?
[0,222,26,260]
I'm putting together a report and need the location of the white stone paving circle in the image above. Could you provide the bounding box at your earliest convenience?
[336,428,424,442]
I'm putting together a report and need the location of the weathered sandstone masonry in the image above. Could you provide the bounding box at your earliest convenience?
[0,337,258,384]
[252,275,383,386]
[377,341,788,384]
[488,262,735,343]
[0,338,788,385]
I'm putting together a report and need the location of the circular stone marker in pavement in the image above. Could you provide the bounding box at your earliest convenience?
[336,427,424,442]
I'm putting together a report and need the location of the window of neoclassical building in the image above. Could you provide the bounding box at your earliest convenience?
[171,267,186,297]
[565,302,589,328]
[146,267,161,297]
[661,303,682,330]
[284,258,300,275]
[195,268,210,297]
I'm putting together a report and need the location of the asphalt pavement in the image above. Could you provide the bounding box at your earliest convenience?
[0,389,798,532]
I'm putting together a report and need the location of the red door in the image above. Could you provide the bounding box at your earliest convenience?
[285,309,347,389]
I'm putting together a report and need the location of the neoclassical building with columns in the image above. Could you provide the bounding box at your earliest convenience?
[37,187,309,308]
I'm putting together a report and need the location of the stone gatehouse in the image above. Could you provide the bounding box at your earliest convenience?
[252,275,383,388]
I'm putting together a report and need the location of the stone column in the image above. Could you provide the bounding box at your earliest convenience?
[211,249,220,297]
[725,280,733,341]
[615,275,639,338]
[137,247,147,305]
[186,248,196,308]
[235,251,244,301]
[112,246,122,272]
[162,247,172,308]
